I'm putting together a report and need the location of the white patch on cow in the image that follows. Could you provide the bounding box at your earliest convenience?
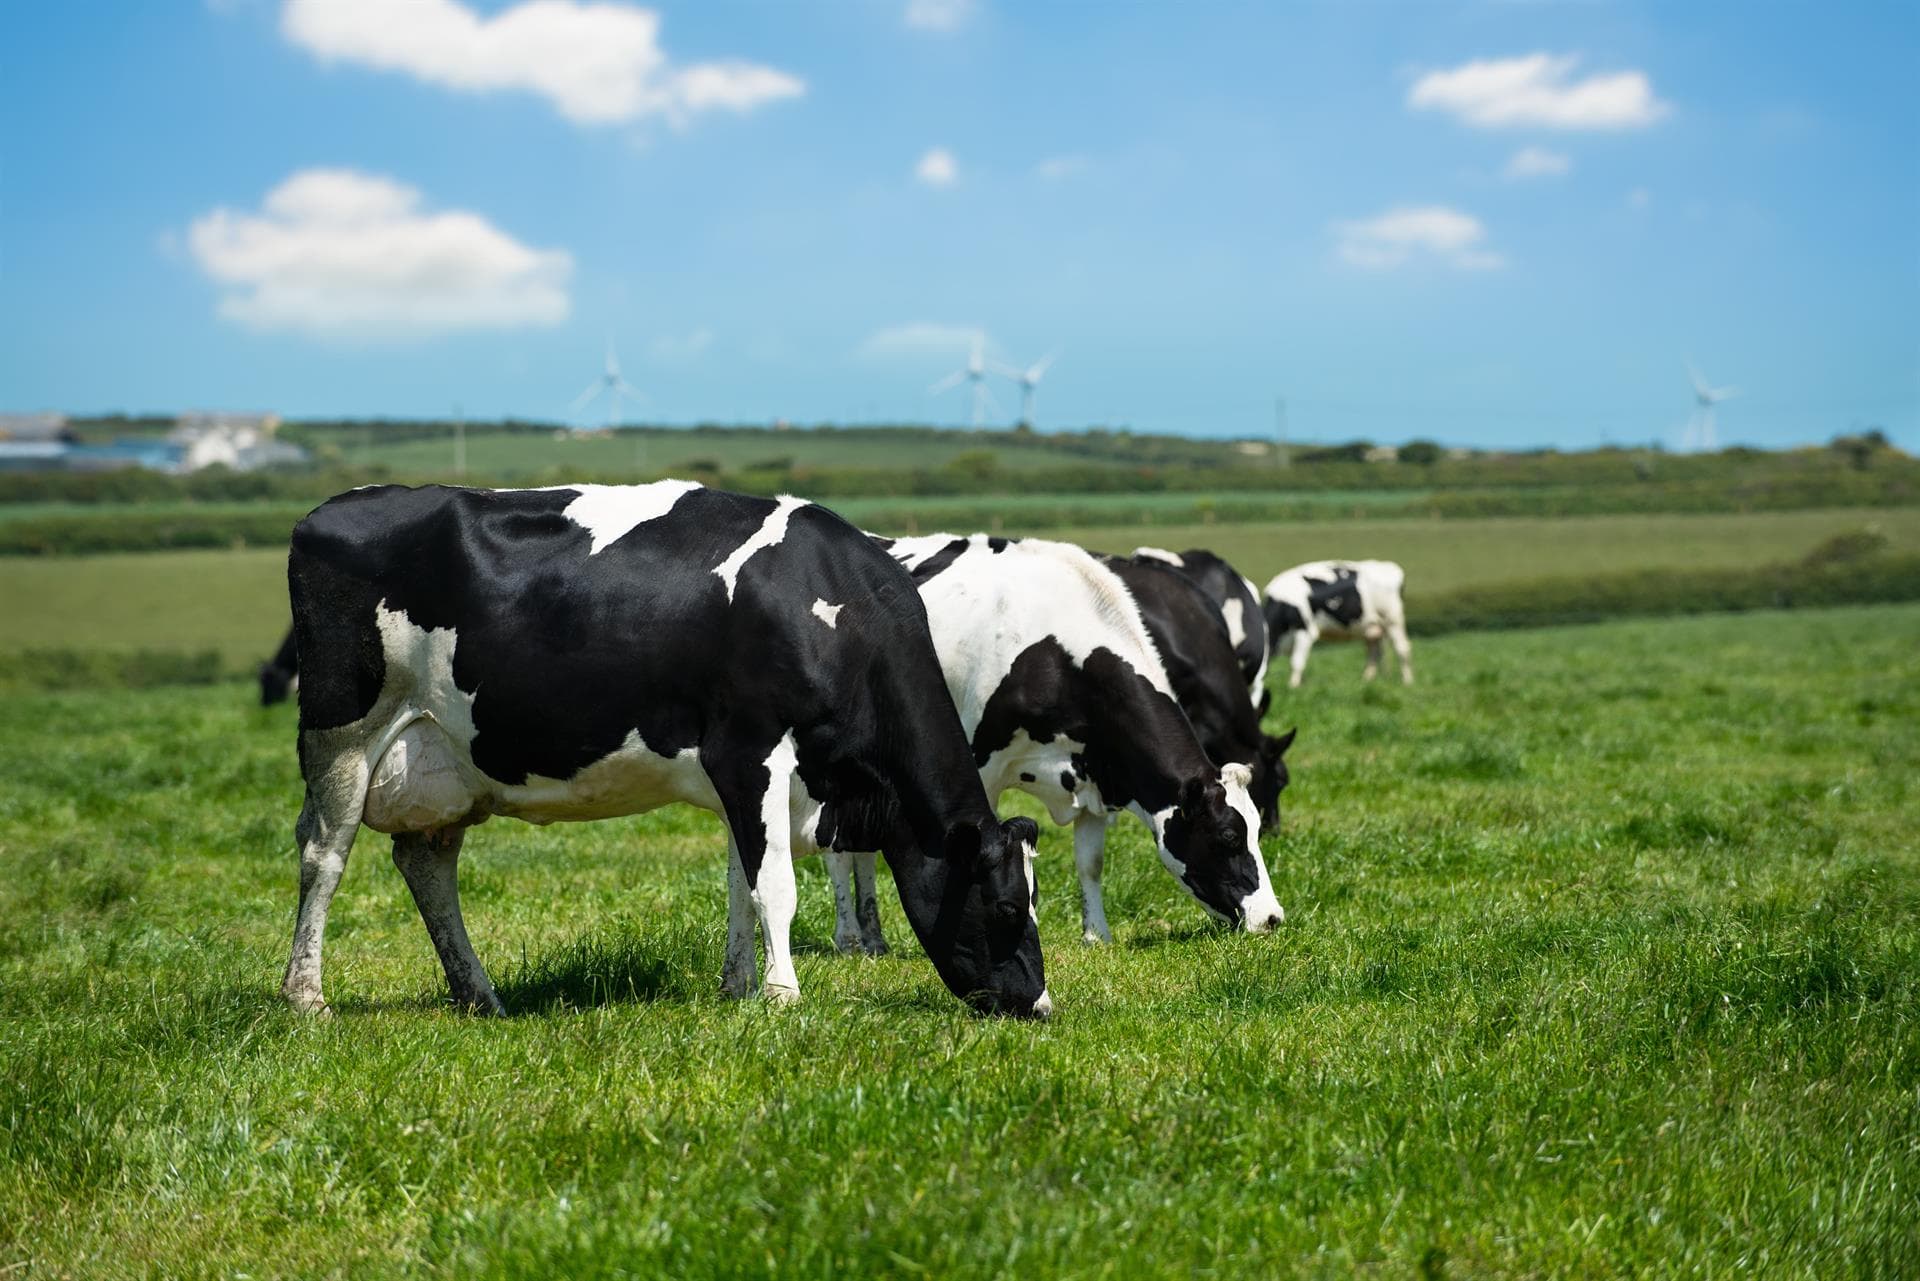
[1031,987,1052,1019]
[714,494,807,602]
[1132,545,1184,567]
[500,734,718,824]
[1241,573,1270,707]
[547,479,702,555]
[1021,836,1039,923]
[811,598,843,628]
[1221,761,1284,932]
[890,535,1174,734]
[359,603,484,832]
[979,728,1099,825]
[754,732,802,1000]
[1221,595,1247,649]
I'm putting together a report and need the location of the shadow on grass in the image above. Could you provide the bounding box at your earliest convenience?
[494,928,706,1013]
[1122,920,1236,951]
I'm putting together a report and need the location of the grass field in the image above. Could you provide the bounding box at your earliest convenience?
[1,605,1914,1276]
[3,508,1914,670]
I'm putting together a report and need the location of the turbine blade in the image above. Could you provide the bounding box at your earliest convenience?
[985,359,1025,380]
[1029,350,1060,381]
[1686,359,1711,399]
[929,370,967,395]
[615,378,645,399]
[1712,386,1741,401]
[570,382,605,411]
[980,383,1006,418]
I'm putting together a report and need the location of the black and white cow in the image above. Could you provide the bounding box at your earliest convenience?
[827,533,1285,948]
[281,482,1049,1019]
[1262,559,1413,687]
[1104,553,1296,829]
[259,626,297,706]
[1132,547,1271,710]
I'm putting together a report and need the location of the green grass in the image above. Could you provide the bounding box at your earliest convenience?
[2,605,1916,1276]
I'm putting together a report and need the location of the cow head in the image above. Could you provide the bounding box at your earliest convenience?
[1248,726,1298,828]
[1154,763,1284,932]
[919,815,1050,1019]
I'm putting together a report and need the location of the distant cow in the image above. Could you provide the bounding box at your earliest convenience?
[282,482,1048,1019]
[828,534,1286,948]
[1133,547,1270,710]
[1106,552,1295,827]
[259,627,297,706]
[1262,559,1412,687]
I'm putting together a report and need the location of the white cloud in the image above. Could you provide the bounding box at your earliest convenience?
[904,0,975,33]
[1035,154,1089,181]
[915,147,959,187]
[1409,53,1668,130]
[857,322,984,359]
[281,0,804,127]
[187,168,572,340]
[1332,206,1505,271]
[650,326,714,362]
[1504,145,1572,179]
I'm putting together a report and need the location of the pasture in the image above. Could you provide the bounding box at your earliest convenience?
[2,604,1915,1276]
[3,506,1916,672]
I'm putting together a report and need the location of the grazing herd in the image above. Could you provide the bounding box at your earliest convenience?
[262,480,1413,1018]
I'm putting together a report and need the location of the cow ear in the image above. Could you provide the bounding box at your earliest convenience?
[938,819,982,863]
[1274,726,1298,756]
[1002,816,1040,856]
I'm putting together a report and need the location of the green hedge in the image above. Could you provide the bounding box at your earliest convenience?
[0,648,229,694]
[1412,552,1920,636]
[0,507,310,555]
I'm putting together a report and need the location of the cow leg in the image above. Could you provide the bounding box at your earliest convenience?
[1363,627,1384,682]
[825,848,864,955]
[708,735,802,1004]
[721,835,758,998]
[851,850,890,955]
[1287,631,1314,688]
[1075,812,1113,944]
[1390,620,1414,686]
[281,783,363,1015]
[391,827,502,1015]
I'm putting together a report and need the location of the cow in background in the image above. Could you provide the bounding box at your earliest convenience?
[1263,559,1413,687]
[259,627,297,706]
[831,533,1286,949]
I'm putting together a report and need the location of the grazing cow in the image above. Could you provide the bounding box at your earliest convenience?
[1133,546,1271,710]
[1262,559,1413,687]
[259,626,297,706]
[827,533,1285,948]
[281,482,1049,1019]
[1105,553,1296,828]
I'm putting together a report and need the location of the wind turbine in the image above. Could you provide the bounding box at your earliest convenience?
[993,351,1060,428]
[930,335,1005,427]
[570,340,643,433]
[1684,360,1739,452]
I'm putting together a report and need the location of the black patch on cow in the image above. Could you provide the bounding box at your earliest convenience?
[1303,568,1363,627]
[987,537,1010,553]
[1059,771,1076,793]
[904,537,971,583]
[1265,597,1306,639]
[1019,772,1035,783]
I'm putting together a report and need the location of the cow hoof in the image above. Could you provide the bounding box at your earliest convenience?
[1081,929,1112,946]
[284,988,331,1017]
[719,975,755,1000]
[764,984,801,1007]
[457,991,506,1017]
[859,936,891,957]
[832,933,863,956]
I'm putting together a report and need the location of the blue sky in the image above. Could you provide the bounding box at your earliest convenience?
[2,0,1914,449]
